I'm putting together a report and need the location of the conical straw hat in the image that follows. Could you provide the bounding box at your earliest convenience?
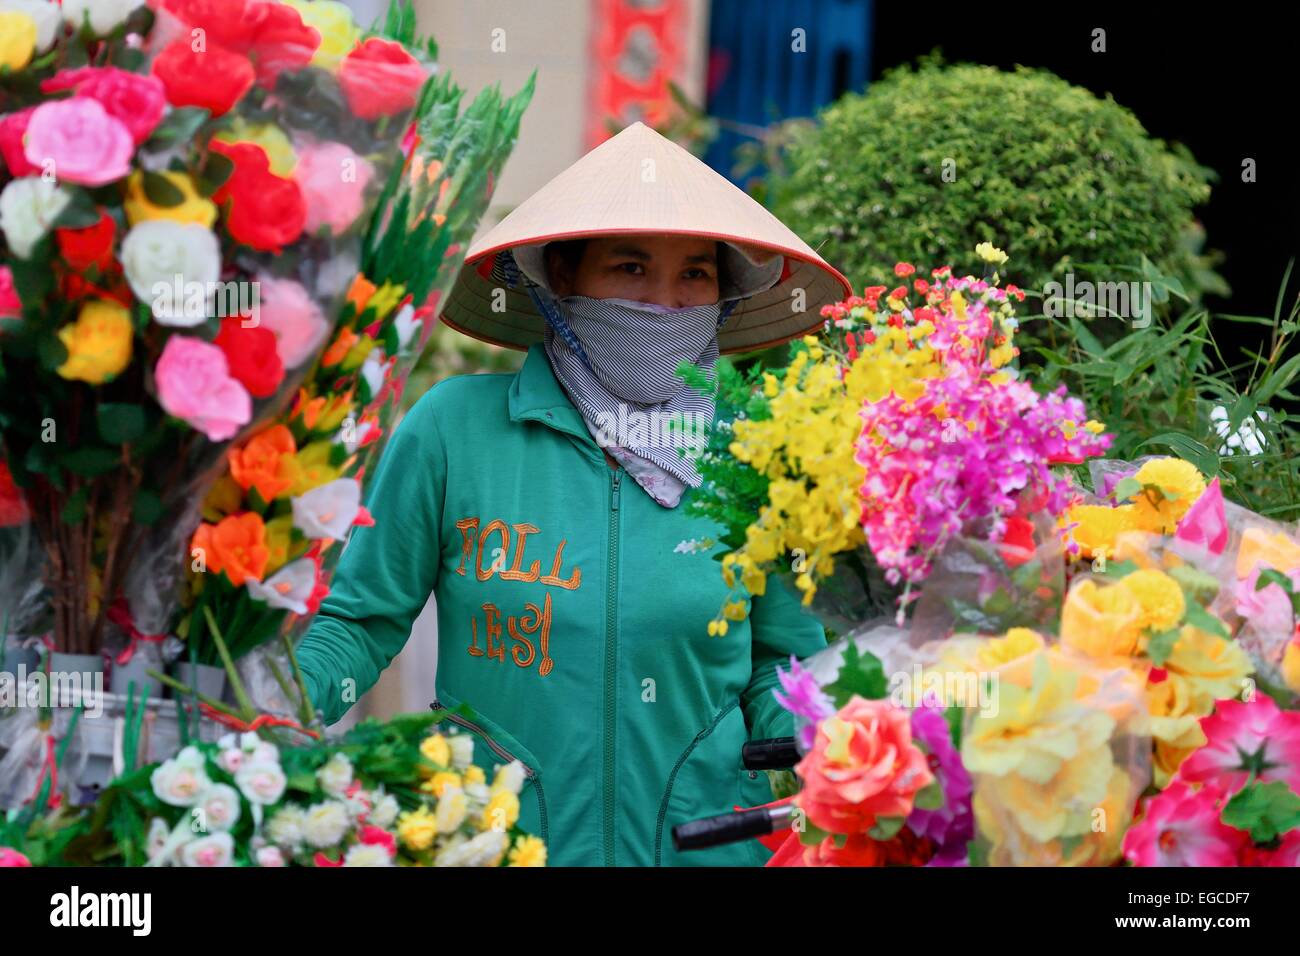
[440,122,853,354]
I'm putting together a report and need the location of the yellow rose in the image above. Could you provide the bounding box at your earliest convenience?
[419,733,451,769]
[1145,673,1208,788]
[1060,578,1143,659]
[1236,527,1300,578]
[976,628,1045,669]
[214,119,298,177]
[480,789,520,831]
[1116,569,1185,634]
[124,170,217,228]
[463,765,486,786]
[420,771,462,798]
[0,12,36,71]
[396,807,437,851]
[1128,457,1206,533]
[1162,625,1253,712]
[285,0,358,69]
[507,834,547,867]
[56,300,133,384]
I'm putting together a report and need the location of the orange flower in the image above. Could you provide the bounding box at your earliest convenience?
[298,388,354,433]
[321,327,359,367]
[346,275,376,316]
[191,513,269,586]
[229,425,297,501]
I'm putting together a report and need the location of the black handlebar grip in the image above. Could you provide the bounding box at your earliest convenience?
[742,736,800,770]
[673,807,777,851]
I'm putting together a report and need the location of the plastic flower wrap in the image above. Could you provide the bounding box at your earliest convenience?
[0,0,436,657]
[690,251,1112,637]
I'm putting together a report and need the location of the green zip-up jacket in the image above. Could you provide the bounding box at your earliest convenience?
[295,341,828,866]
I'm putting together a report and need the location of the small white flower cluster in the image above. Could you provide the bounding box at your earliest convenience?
[146,733,287,867]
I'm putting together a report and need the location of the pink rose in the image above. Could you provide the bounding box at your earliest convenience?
[41,67,167,146]
[0,848,31,867]
[155,336,252,442]
[23,98,135,187]
[0,266,20,318]
[1236,565,1300,636]
[255,275,329,369]
[0,108,38,178]
[1122,778,1246,867]
[294,141,375,237]
[794,696,935,835]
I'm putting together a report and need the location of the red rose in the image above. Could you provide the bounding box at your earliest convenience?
[215,316,285,399]
[156,0,261,48]
[997,515,1037,567]
[246,2,320,84]
[0,108,37,177]
[41,67,167,145]
[151,37,255,117]
[56,209,117,272]
[337,37,426,121]
[210,141,306,253]
[0,459,29,528]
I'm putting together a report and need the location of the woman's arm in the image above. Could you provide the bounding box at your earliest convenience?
[740,576,829,740]
[295,389,447,726]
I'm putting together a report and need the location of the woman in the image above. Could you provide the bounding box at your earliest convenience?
[295,123,852,866]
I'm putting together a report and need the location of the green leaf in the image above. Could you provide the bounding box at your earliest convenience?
[141,170,186,207]
[822,642,887,707]
[37,330,69,372]
[913,779,944,811]
[96,403,147,444]
[1221,781,1300,844]
[1183,601,1230,639]
[52,189,103,229]
[132,490,164,526]
[60,486,89,525]
[1112,476,1143,502]
[1135,432,1220,478]
[197,151,235,198]
[146,106,210,148]
[867,815,905,840]
[61,446,120,477]
[1146,628,1180,667]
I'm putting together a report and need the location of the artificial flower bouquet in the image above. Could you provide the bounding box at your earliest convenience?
[747,453,1300,866]
[0,0,435,662]
[683,246,1112,637]
[0,710,547,866]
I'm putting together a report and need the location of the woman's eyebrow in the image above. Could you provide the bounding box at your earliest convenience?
[683,251,717,266]
[605,243,652,261]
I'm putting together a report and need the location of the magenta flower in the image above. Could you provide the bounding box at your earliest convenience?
[40,67,166,146]
[906,703,974,864]
[773,655,835,751]
[1177,694,1300,795]
[1122,779,1247,866]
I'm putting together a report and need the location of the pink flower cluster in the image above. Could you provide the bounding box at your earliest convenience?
[856,358,1112,587]
[1123,695,1300,866]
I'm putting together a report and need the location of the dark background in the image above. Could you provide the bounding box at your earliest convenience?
[871,2,1300,322]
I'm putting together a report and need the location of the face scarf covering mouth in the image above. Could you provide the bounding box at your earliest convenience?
[500,248,731,508]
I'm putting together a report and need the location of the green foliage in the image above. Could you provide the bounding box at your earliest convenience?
[1221,781,1300,844]
[769,59,1220,305]
[1033,264,1300,521]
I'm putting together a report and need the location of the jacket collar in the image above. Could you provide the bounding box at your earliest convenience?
[508,342,601,454]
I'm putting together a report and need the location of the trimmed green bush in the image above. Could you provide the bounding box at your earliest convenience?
[770,60,1218,301]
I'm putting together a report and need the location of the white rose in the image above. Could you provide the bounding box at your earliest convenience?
[292,479,362,541]
[492,760,527,796]
[302,800,350,848]
[434,830,507,867]
[217,748,245,775]
[150,749,211,807]
[266,806,306,849]
[256,845,286,867]
[146,817,171,858]
[178,832,234,867]
[315,752,353,798]
[0,177,71,259]
[119,220,220,327]
[235,760,287,806]
[369,793,399,829]
[63,0,143,35]
[198,783,242,833]
[463,781,490,804]
[0,0,62,49]
[435,785,467,834]
[448,734,474,770]
[251,740,279,764]
[343,843,392,867]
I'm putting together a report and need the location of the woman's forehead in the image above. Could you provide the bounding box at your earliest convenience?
[585,234,718,260]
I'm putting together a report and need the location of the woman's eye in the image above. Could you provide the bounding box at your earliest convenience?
[616,262,645,275]
[683,269,713,281]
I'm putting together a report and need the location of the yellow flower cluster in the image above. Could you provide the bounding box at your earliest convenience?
[715,330,940,627]
[1063,457,1208,558]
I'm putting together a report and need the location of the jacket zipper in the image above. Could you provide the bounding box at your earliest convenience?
[604,466,621,866]
[430,699,549,841]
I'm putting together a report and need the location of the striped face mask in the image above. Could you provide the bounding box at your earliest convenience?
[537,289,729,501]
